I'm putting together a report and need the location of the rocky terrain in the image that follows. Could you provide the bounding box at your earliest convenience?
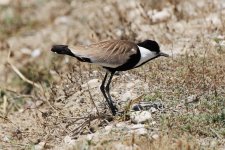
[0,0,225,149]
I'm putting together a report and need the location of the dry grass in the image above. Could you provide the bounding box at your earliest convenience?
[0,0,225,149]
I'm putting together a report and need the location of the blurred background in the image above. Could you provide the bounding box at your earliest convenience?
[0,0,225,149]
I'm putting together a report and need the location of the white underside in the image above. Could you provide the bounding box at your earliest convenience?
[135,46,158,67]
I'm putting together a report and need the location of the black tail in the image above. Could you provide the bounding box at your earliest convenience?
[51,45,69,54]
[51,45,90,62]
[51,45,77,58]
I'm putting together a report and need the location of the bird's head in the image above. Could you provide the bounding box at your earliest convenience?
[137,40,169,57]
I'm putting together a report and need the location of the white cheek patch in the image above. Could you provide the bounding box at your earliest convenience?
[135,46,158,67]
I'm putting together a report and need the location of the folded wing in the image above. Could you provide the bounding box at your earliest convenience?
[69,40,138,68]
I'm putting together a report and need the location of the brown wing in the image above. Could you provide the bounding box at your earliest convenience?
[69,40,138,68]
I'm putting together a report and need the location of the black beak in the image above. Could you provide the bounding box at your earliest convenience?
[159,51,169,57]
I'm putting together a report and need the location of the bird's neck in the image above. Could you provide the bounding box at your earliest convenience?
[135,46,158,67]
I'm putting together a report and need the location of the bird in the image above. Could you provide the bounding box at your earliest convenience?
[51,39,169,116]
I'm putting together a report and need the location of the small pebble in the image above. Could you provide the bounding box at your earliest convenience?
[64,135,75,144]
[152,134,159,140]
[86,134,94,141]
[129,124,145,130]
[105,125,113,131]
[116,122,126,128]
[130,111,152,124]
[150,107,157,113]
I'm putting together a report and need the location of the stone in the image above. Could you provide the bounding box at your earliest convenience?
[149,8,172,23]
[34,142,46,150]
[64,136,75,144]
[150,107,157,113]
[81,79,100,89]
[135,128,148,135]
[129,124,145,130]
[130,111,152,124]
[152,134,159,140]
[20,47,32,55]
[0,0,10,5]
[186,95,199,104]
[54,16,71,25]
[105,125,113,132]
[115,143,133,150]
[130,128,148,135]
[121,91,132,102]
[86,134,94,141]
[31,48,41,58]
[116,122,126,128]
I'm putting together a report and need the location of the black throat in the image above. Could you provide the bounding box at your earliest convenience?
[134,55,160,68]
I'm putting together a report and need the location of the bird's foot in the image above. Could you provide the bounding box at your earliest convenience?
[110,104,118,116]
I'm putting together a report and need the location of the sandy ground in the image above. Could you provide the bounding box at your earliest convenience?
[0,0,225,149]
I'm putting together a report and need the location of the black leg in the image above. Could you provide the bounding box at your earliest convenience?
[100,72,111,108]
[100,72,117,116]
[105,71,117,115]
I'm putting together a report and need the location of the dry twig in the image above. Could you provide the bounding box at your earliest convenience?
[87,83,100,116]
[7,51,42,91]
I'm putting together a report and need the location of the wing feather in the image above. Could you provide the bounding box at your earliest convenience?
[69,40,138,68]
